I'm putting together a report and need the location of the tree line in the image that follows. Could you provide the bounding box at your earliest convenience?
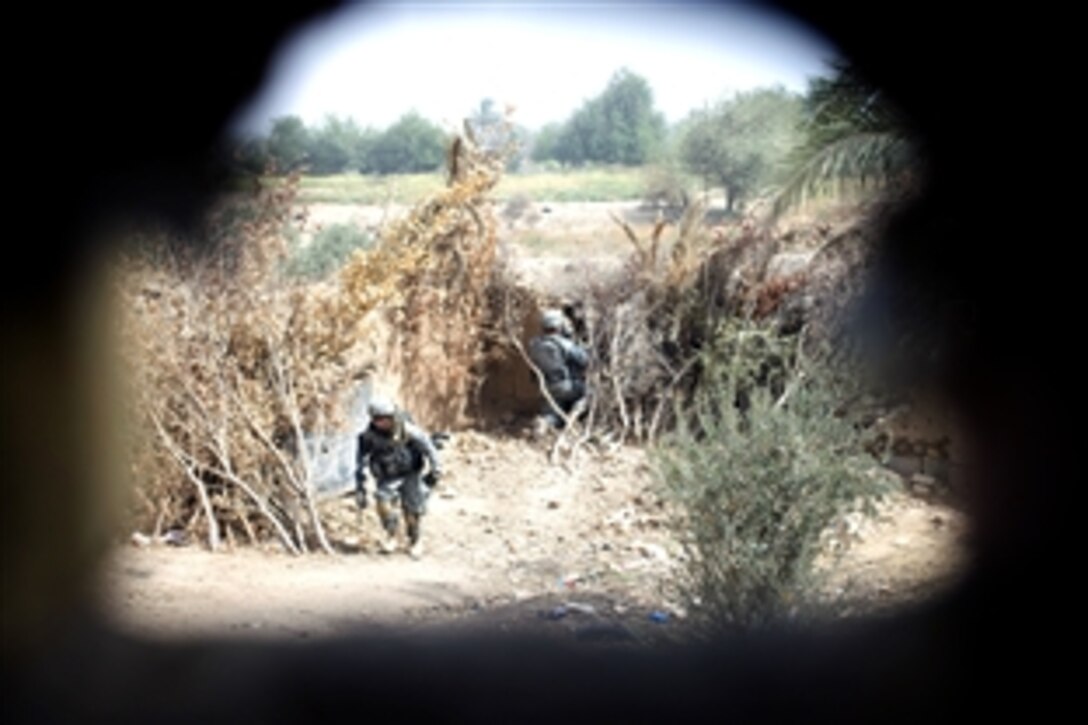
[228,61,907,214]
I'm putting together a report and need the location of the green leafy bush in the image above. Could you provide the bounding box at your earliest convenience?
[286,223,374,281]
[655,324,892,632]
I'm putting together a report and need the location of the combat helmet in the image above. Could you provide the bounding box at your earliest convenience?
[540,308,565,333]
[367,397,396,418]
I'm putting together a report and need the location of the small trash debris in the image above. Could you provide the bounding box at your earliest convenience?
[565,602,597,616]
[540,605,569,621]
[559,573,582,589]
[130,532,152,548]
[648,610,670,624]
[162,530,187,546]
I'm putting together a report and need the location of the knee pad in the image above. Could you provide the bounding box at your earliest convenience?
[376,500,398,531]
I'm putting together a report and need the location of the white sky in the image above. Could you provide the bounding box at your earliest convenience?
[229,0,840,136]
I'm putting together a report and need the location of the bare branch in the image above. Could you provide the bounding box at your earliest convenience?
[148,408,220,552]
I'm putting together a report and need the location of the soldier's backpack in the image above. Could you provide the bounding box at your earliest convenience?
[528,334,570,385]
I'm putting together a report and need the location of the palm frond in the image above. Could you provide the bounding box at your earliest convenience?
[771,133,915,219]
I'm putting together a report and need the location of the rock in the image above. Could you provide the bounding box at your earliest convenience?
[540,605,568,620]
[765,250,816,282]
[636,542,669,562]
[884,454,920,478]
[667,604,688,620]
[130,532,152,548]
[910,473,937,492]
[546,501,560,510]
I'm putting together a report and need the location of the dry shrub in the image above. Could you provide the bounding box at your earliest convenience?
[117,134,503,551]
[381,137,502,428]
[496,197,887,455]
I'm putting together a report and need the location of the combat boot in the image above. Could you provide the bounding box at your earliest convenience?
[406,513,423,559]
[379,531,398,554]
[531,415,550,441]
[376,500,399,554]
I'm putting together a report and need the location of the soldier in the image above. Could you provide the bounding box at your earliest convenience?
[528,308,589,433]
[354,397,442,558]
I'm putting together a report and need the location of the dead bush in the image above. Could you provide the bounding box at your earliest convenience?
[116,134,503,551]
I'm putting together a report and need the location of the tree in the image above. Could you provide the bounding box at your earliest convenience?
[801,59,902,153]
[466,98,526,171]
[266,115,310,173]
[596,68,666,165]
[229,134,269,176]
[679,87,803,212]
[771,60,917,218]
[351,127,381,173]
[466,98,505,153]
[306,114,366,175]
[361,111,446,175]
[534,68,666,166]
[530,123,563,164]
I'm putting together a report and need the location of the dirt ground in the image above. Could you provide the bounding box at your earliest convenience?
[100,200,970,646]
[101,428,969,646]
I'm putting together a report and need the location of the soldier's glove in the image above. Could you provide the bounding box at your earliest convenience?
[423,471,441,489]
[354,485,368,510]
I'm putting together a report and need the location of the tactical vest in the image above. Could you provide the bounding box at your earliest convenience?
[362,414,423,479]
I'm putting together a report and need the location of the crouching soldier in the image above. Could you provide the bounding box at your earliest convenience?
[354,397,442,558]
[528,308,589,434]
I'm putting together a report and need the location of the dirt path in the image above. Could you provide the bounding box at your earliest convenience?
[102,428,968,644]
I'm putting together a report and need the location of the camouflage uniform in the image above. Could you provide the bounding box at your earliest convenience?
[355,409,441,556]
[528,311,589,429]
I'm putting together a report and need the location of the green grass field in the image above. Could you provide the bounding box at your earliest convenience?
[289,166,655,205]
